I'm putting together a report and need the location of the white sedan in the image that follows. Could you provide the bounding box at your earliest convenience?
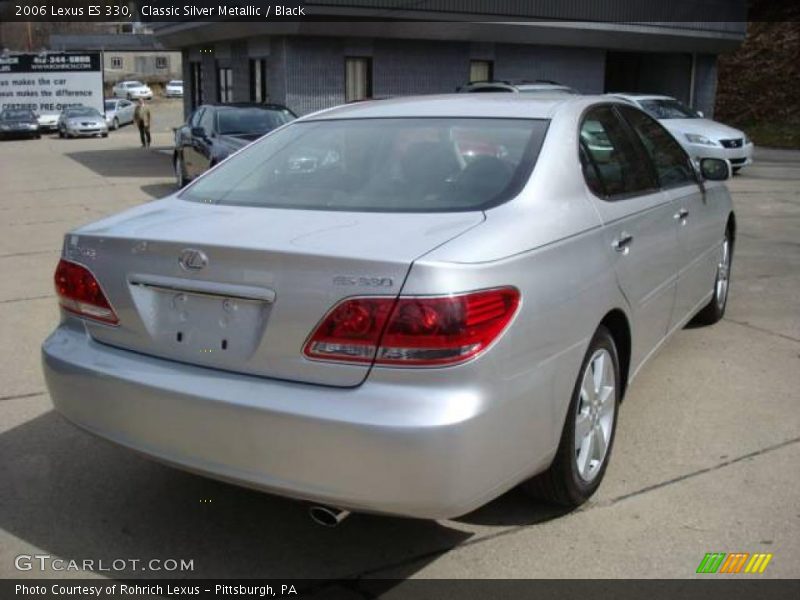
[165,80,183,98]
[112,80,153,101]
[612,94,753,171]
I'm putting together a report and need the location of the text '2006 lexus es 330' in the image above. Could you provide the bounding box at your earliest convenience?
[42,94,736,521]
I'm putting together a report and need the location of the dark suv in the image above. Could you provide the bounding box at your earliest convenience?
[173,103,296,187]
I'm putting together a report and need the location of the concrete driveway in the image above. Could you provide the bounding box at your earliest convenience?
[0,118,798,583]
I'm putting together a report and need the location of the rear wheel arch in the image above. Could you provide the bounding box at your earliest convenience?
[599,309,631,400]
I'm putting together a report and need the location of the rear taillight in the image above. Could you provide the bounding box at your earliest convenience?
[54,258,118,325]
[304,287,519,367]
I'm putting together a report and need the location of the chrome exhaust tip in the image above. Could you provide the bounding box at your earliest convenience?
[308,505,351,527]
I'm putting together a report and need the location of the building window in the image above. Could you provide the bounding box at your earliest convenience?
[470,60,493,83]
[345,57,372,103]
[218,67,233,103]
[190,62,203,109]
[109,56,123,70]
[155,56,169,70]
[250,59,268,103]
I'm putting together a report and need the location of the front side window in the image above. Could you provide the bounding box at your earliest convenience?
[580,106,657,199]
[189,108,204,127]
[199,108,215,133]
[181,117,548,212]
[617,105,695,189]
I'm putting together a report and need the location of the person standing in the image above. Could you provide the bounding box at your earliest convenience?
[133,98,151,148]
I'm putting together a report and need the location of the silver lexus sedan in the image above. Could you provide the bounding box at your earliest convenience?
[42,94,735,522]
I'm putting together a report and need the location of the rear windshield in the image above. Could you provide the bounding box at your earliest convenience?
[180,117,548,212]
[217,107,295,135]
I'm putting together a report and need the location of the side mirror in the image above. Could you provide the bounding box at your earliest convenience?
[696,110,704,118]
[190,126,206,138]
[699,157,731,181]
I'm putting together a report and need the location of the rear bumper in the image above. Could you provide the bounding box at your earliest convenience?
[42,322,555,519]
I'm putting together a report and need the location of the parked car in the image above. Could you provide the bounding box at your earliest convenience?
[165,80,184,98]
[611,94,753,171]
[173,103,296,187]
[58,106,109,138]
[0,108,40,139]
[43,95,735,523]
[112,80,153,101]
[458,79,579,95]
[36,109,61,132]
[104,98,136,130]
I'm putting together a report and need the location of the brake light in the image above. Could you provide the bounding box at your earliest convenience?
[54,258,118,325]
[303,287,519,366]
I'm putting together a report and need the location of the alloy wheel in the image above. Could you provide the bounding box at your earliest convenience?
[574,348,616,483]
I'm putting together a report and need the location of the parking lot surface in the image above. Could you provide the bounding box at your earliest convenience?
[0,111,798,581]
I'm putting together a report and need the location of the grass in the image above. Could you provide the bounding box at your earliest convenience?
[738,122,800,149]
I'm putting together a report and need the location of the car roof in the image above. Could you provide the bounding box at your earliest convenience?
[305,93,586,120]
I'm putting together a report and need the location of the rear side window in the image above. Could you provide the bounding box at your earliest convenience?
[180,117,548,212]
[580,106,657,200]
[617,106,696,189]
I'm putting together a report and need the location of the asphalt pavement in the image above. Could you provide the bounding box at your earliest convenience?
[0,108,797,582]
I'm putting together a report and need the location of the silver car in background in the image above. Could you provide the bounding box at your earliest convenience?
[43,95,735,521]
[58,106,109,138]
[165,80,184,98]
[104,98,136,130]
[613,94,754,171]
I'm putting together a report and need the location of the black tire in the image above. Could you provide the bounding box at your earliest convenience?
[101,132,108,138]
[113,117,119,130]
[692,227,733,326]
[58,129,64,139]
[522,325,621,507]
[174,153,188,188]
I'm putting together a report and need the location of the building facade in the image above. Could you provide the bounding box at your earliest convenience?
[49,34,181,86]
[151,3,747,119]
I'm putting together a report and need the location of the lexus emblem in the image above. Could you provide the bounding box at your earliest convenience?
[178,248,208,271]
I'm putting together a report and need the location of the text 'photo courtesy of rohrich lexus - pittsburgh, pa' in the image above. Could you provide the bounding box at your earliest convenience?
[42,93,736,524]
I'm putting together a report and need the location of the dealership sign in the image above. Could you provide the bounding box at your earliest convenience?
[0,52,103,114]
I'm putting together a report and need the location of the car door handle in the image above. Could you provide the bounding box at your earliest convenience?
[612,232,634,253]
[674,208,689,222]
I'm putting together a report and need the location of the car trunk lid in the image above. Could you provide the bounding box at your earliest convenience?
[65,198,483,387]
